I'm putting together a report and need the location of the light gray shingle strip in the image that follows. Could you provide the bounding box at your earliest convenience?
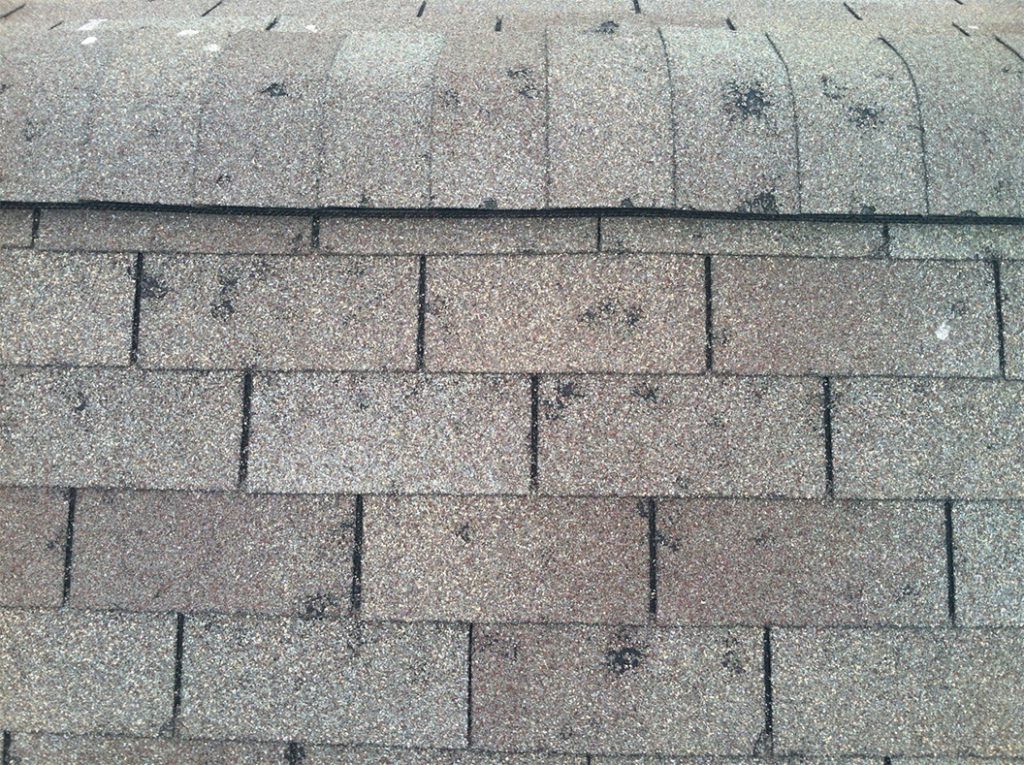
[832,378,1024,499]
[537,375,825,498]
[319,32,443,208]
[1004,260,1024,378]
[953,502,1024,626]
[274,1,423,33]
[429,32,547,209]
[248,372,530,494]
[472,624,764,754]
[136,254,418,371]
[712,256,1001,376]
[548,27,674,208]
[660,28,799,214]
[0,208,34,248]
[773,628,1024,755]
[7,734,282,765]
[889,223,1024,260]
[0,250,136,366]
[361,495,648,623]
[0,487,68,608]
[771,33,926,214]
[657,499,947,626]
[425,253,705,373]
[179,616,468,747]
[885,34,1024,217]
[0,367,242,491]
[305,748,584,765]
[71,490,353,616]
[0,609,177,736]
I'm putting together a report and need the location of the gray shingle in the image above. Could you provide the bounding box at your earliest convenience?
[0,487,68,608]
[538,375,824,497]
[362,495,648,623]
[832,378,1024,499]
[0,250,135,366]
[472,624,764,754]
[953,502,1024,626]
[1001,260,1024,379]
[0,208,34,248]
[7,734,282,765]
[712,256,1000,376]
[320,216,597,254]
[657,499,946,626]
[249,373,529,494]
[773,627,1024,755]
[179,616,468,747]
[426,254,705,373]
[602,217,885,257]
[0,368,241,490]
[71,490,353,616]
[889,223,1024,261]
[548,28,674,208]
[304,748,583,765]
[660,28,798,214]
[137,254,417,371]
[0,609,176,735]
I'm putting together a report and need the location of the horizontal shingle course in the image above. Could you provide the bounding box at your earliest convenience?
[7,734,282,765]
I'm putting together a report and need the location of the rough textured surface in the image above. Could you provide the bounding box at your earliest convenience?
[538,375,825,497]
[889,224,1024,261]
[953,502,1024,626]
[712,256,1000,376]
[0,609,177,735]
[304,749,583,765]
[1002,260,1024,379]
[472,624,765,754]
[137,254,418,370]
[0,487,68,608]
[7,735,282,765]
[180,616,468,747]
[362,495,648,623]
[832,378,1024,499]
[657,499,946,626]
[773,628,1024,755]
[426,254,704,372]
[249,373,530,494]
[0,208,34,248]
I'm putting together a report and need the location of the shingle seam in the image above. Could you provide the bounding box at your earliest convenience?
[703,256,714,372]
[529,374,540,492]
[169,612,186,736]
[351,494,364,611]
[822,377,835,499]
[0,3,24,19]
[843,2,863,21]
[310,214,321,252]
[944,499,958,627]
[61,487,77,607]
[655,28,680,209]
[237,370,253,489]
[1,731,10,765]
[764,33,803,214]
[646,497,658,617]
[760,625,775,756]
[29,207,40,248]
[416,256,428,371]
[467,622,475,746]
[995,34,1024,63]
[199,0,222,17]
[993,259,1008,378]
[285,741,305,764]
[128,253,144,367]
[879,36,932,215]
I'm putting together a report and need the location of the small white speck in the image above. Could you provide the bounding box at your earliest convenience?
[177,29,199,36]
[935,320,951,341]
[80,36,97,46]
[968,24,979,29]
[77,18,105,31]
[305,24,319,32]
[204,43,221,52]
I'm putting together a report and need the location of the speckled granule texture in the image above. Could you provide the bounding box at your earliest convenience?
[1001,260,1024,379]
[0,208,34,248]
[304,747,585,765]
[0,487,68,608]
[953,502,1024,626]
[888,223,1024,260]
[7,734,283,765]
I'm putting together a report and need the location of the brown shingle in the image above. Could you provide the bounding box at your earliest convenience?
[0,487,68,608]
[953,502,1024,626]
[7,734,282,765]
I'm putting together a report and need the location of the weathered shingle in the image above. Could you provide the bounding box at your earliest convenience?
[0,487,68,608]
[303,748,584,765]
[7,734,282,765]
[0,208,35,248]
[888,223,1024,261]
[953,502,1024,626]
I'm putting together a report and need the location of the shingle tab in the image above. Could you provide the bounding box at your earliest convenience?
[657,499,946,626]
[0,609,177,736]
[426,254,704,372]
[0,208,34,248]
[0,250,135,366]
[249,373,529,494]
[1001,260,1024,379]
[472,624,764,754]
[889,223,1024,261]
[304,748,583,765]
[180,616,468,747]
[0,368,241,490]
[362,495,648,623]
[8,734,282,765]
[538,375,824,497]
[137,254,417,370]
[832,378,1024,499]
[548,29,674,208]
[712,256,1000,376]
[72,490,353,616]
[773,627,1024,755]
[0,487,68,608]
[953,502,1024,626]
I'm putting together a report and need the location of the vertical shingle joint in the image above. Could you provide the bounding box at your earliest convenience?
[529,374,540,491]
[467,622,475,746]
[129,252,145,366]
[822,377,835,499]
[237,370,254,489]
[169,612,186,736]
[61,487,77,607]
[417,255,428,371]
[944,498,957,626]
[761,625,775,755]
[30,208,41,248]
[992,259,1007,378]
[704,256,714,371]
[351,494,365,612]
[647,497,658,617]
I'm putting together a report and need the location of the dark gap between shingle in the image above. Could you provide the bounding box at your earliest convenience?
[761,626,775,755]
[129,253,145,366]
[416,0,427,17]
[310,214,321,251]
[822,377,835,499]
[842,2,862,20]
[765,33,803,213]
[656,28,680,209]
[416,256,427,371]
[61,488,77,607]
[199,0,223,17]
[944,499,957,626]
[170,612,186,735]
[725,16,737,30]
[704,256,714,371]
[48,19,64,29]
[285,741,306,764]
[992,259,1007,378]
[30,207,41,246]
[494,16,502,31]
[351,495,364,611]
[952,21,971,36]
[881,222,892,256]
[467,623,475,746]
[237,371,254,488]
[879,37,932,214]
[2,731,11,765]
[265,14,279,30]
[529,374,540,491]
[0,3,25,19]
[646,497,658,617]
[596,217,604,252]
[632,0,642,13]
[996,35,1024,63]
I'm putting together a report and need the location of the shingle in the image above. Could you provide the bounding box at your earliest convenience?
[71,489,353,616]
[771,34,926,214]
[179,615,468,747]
[137,254,417,371]
[660,28,798,214]
[657,499,946,626]
[36,209,312,254]
[7,734,282,765]
[320,32,442,207]
[0,609,176,736]
[538,375,824,497]
[274,1,424,33]
[0,208,34,248]
[602,217,885,257]
[426,254,705,373]
[249,372,529,494]
[712,256,1000,376]
[472,624,764,754]
[1003,261,1024,380]
[548,29,674,208]
[425,0,636,33]
[429,33,546,209]
[889,223,1024,261]
[320,216,597,254]
[0,250,135,366]
[831,378,1024,499]
[0,368,241,490]
[362,495,648,623]
[886,34,1024,216]
[304,748,584,765]
[0,487,68,608]
[773,627,1024,755]
[953,502,1024,626]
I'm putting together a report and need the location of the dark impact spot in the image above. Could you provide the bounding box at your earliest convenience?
[541,379,585,421]
[140,274,169,300]
[632,381,659,403]
[737,190,778,215]
[71,390,88,413]
[260,82,288,97]
[604,646,644,675]
[455,522,472,543]
[723,80,770,121]
[210,273,239,321]
[300,592,341,620]
[848,103,884,129]
[591,19,619,33]
[820,75,847,102]
[507,67,540,99]
[480,197,498,210]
